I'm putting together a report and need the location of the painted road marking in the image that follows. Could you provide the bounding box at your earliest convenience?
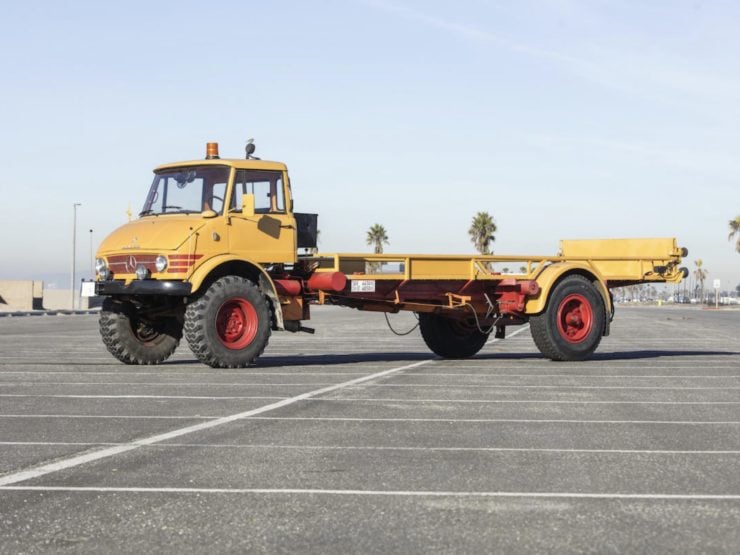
[4,441,740,454]
[0,414,216,420]
[486,325,530,344]
[0,371,371,376]
[1,415,738,424]
[3,383,739,390]
[342,385,740,390]
[313,398,740,405]
[1,486,738,500]
[0,382,338,387]
[0,359,434,487]
[0,395,288,400]
[1,372,739,378]
[242,416,740,424]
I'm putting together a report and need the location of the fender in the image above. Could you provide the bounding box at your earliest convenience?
[526,262,612,318]
[187,254,285,330]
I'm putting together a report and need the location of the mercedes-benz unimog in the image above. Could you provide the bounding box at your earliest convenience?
[94,142,688,368]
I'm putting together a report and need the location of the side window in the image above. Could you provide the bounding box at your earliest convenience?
[207,181,227,213]
[232,170,285,213]
[253,181,272,212]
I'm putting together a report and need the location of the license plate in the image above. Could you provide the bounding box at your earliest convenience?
[350,280,376,293]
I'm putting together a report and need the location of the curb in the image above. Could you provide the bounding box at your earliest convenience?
[0,310,100,318]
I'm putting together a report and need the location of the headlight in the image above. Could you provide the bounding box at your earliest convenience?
[95,258,107,273]
[155,255,168,272]
[135,264,150,280]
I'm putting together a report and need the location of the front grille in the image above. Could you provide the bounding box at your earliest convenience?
[107,254,158,275]
[105,253,203,275]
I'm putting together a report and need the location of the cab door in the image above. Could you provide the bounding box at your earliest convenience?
[228,169,296,264]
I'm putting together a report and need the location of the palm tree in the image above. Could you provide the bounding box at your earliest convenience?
[366,224,389,254]
[729,215,740,253]
[694,259,708,302]
[468,212,497,255]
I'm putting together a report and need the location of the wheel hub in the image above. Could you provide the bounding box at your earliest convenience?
[556,294,594,343]
[216,298,258,350]
[133,320,159,343]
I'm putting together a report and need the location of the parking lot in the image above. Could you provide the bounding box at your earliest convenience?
[0,305,738,553]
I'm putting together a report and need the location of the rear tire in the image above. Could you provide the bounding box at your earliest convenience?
[418,313,488,358]
[99,298,182,365]
[184,276,271,368]
[530,275,605,361]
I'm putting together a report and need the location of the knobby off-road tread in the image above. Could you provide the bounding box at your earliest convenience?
[529,274,605,362]
[99,300,181,365]
[184,276,271,368]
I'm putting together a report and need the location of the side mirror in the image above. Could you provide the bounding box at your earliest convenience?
[241,193,255,218]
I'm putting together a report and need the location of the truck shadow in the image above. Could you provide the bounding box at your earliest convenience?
[166,350,738,367]
[252,349,739,366]
[589,349,739,361]
[255,352,432,367]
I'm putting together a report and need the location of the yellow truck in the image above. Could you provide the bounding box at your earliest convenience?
[94,142,688,368]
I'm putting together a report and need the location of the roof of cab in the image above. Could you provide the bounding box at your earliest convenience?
[154,158,288,172]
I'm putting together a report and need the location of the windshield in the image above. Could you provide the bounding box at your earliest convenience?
[141,166,230,216]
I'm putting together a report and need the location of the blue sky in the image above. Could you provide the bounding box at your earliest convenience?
[0,0,738,289]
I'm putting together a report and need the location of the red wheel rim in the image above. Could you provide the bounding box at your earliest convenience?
[215,297,258,350]
[556,293,593,343]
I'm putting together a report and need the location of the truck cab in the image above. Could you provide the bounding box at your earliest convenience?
[96,145,300,294]
[94,143,321,369]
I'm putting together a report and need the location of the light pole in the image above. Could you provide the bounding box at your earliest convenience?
[89,229,94,279]
[71,203,81,310]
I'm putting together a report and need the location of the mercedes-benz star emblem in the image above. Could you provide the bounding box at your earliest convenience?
[125,255,137,273]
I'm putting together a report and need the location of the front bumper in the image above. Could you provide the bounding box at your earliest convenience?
[95,280,192,296]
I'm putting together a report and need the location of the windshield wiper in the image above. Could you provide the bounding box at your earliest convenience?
[139,208,201,217]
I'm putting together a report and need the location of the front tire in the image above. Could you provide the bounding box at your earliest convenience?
[418,313,488,358]
[99,299,182,365]
[530,275,605,361]
[184,276,271,368]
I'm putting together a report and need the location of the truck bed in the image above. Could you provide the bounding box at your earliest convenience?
[307,237,685,285]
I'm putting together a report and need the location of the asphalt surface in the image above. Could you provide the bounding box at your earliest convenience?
[0,305,738,554]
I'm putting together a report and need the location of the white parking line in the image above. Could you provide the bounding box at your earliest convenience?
[1,485,738,500]
[0,371,370,376]
[314,398,740,405]
[3,383,738,390]
[0,382,338,387]
[376,374,740,379]
[1,415,737,424]
[343,385,740,390]
[243,416,740,425]
[486,325,530,344]
[0,359,434,487]
[0,395,288,400]
[4,441,740,455]
[4,373,735,378]
[0,414,215,420]
[442,364,740,370]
